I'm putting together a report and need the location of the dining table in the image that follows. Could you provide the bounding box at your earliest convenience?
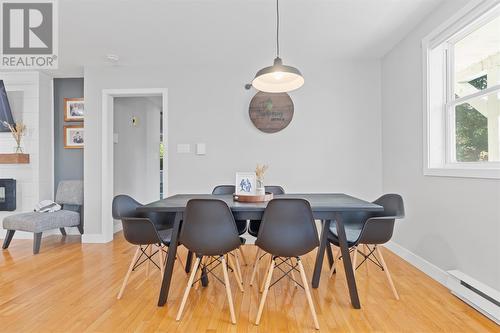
[137,193,383,309]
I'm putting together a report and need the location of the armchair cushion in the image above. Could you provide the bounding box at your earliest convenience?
[3,210,80,233]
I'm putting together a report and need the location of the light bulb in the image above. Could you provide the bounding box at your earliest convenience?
[273,71,284,80]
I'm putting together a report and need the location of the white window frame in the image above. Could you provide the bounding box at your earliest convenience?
[423,0,500,179]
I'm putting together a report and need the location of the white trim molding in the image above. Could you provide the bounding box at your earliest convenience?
[422,0,500,179]
[92,88,168,244]
[385,241,449,286]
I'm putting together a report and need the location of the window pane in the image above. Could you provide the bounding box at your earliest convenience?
[454,14,500,98]
[455,92,500,162]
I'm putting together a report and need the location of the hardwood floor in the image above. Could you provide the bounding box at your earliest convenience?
[0,233,496,332]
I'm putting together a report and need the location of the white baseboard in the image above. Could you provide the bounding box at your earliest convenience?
[113,221,122,234]
[81,223,122,244]
[81,233,113,244]
[384,240,449,286]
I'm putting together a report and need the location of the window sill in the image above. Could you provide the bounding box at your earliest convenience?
[424,167,500,180]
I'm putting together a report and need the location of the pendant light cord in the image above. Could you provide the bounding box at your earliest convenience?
[276,0,280,57]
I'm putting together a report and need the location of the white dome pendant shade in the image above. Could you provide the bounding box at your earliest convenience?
[252,57,304,93]
[251,0,304,93]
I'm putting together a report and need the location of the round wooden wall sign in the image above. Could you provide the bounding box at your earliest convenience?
[249,92,294,133]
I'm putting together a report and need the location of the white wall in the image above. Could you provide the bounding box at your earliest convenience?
[113,96,162,204]
[84,60,383,235]
[381,0,500,290]
[0,72,54,239]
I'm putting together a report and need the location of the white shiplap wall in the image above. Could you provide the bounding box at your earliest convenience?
[0,72,53,239]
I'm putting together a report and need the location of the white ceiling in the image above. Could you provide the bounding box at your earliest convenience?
[55,0,444,75]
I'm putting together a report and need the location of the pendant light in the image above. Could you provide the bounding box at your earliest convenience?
[251,0,304,93]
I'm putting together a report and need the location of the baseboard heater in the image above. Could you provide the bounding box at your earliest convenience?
[447,270,500,325]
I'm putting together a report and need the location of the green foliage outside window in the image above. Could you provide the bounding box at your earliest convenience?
[455,102,488,162]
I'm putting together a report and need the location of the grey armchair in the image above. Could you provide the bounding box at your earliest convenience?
[2,180,84,254]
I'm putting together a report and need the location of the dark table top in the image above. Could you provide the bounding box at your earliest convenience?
[138,193,383,213]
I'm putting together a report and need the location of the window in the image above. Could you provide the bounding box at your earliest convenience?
[424,0,500,179]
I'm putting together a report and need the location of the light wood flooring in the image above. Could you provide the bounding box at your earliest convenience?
[0,233,497,332]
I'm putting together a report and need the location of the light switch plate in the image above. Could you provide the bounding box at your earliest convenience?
[196,143,206,155]
[113,133,119,143]
[177,143,191,153]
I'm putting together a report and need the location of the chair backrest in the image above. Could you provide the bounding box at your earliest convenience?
[180,199,241,256]
[212,185,235,195]
[358,194,405,245]
[121,217,162,245]
[256,199,319,257]
[265,185,285,195]
[112,195,142,219]
[373,194,405,218]
[55,180,83,206]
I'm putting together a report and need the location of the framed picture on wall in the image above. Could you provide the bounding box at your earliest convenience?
[235,172,256,195]
[64,125,84,149]
[64,98,84,121]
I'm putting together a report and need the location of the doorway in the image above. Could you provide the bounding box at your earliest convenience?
[101,89,168,242]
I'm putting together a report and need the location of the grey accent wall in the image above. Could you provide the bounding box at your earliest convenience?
[54,78,84,192]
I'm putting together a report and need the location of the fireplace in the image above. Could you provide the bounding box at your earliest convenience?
[0,179,16,211]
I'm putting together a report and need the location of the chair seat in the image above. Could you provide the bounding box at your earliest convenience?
[3,210,80,233]
[328,223,362,246]
[157,228,173,245]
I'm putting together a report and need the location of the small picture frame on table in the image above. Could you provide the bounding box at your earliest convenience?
[235,172,256,196]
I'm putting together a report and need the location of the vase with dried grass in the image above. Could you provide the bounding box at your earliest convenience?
[2,121,26,153]
[255,164,268,195]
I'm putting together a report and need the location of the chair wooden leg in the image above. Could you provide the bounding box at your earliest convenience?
[234,251,244,287]
[59,228,67,236]
[228,253,244,292]
[221,256,237,324]
[352,246,358,276]
[297,258,320,330]
[158,245,164,278]
[255,258,275,325]
[376,246,399,300]
[238,247,248,266]
[176,257,201,321]
[117,246,141,299]
[250,248,261,286]
[195,256,206,290]
[260,255,272,293]
[289,258,298,288]
[145,245,152,278]
[33,233,42,254]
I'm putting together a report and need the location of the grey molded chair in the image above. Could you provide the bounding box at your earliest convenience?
[112,195,183,299]
[212,185,249,266]
[176,199,242,325]
[2,180,83,254]
[248,185,285,237]
[212,185,247,235]
[254,199,320,330]
[328,194,405,300]
[249,185,285,286]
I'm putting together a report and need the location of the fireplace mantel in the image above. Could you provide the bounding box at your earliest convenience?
[0,153,30,164]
